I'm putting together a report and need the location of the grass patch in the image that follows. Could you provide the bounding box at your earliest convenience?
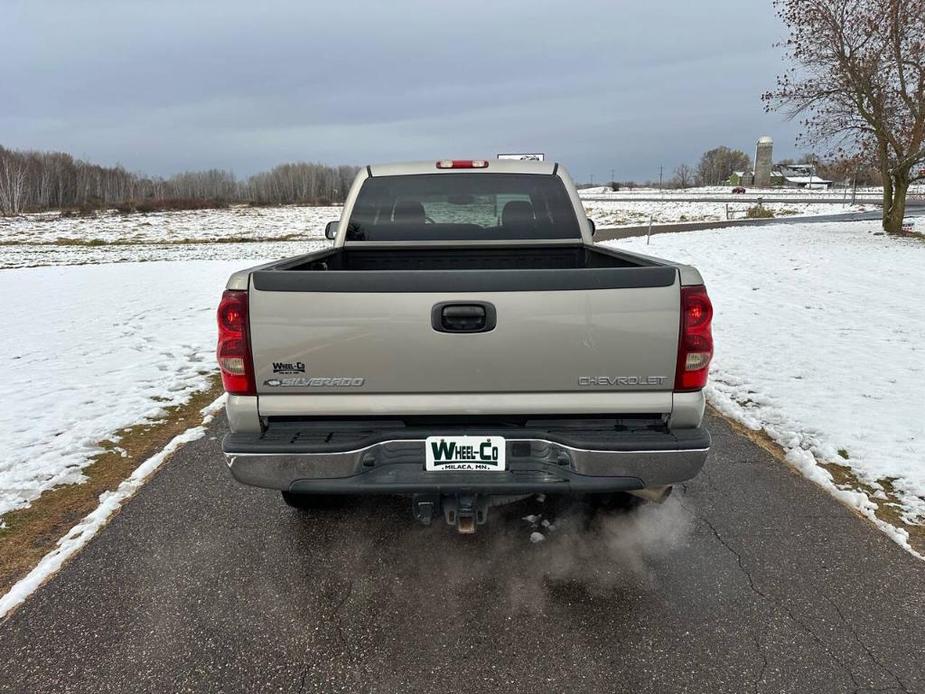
[59,201,105,218]
[113,198,230,214]
[52,237,109,247]
[819,462,923,553]
[165,234,307,245]
[746,204,775,219]
[710,405,924,556]
[0,377,223,596]
[891,229,925,243]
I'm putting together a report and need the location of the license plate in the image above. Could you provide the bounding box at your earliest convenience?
[425,436,506,471]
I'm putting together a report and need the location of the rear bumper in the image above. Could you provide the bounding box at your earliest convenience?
[222,423,709,495]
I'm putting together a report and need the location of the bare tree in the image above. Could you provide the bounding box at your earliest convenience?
[0,148,29,215]
[764,0,925,233]
[672,163,695,189]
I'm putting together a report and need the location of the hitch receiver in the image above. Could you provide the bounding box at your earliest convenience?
[412,494,490,533]
[442,494,489,534]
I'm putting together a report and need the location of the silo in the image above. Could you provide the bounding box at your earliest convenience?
[754,136,774,188]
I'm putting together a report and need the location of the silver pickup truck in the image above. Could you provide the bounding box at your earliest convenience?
[217,159,713,532]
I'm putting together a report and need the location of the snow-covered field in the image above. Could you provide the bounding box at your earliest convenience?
[0,194,887,267]
[0,205,339,245]
[0,239,324,270]
[0,205,333,269]
[0,261,269,520]
[583,199,870,227]
[578,185,888,227]
[579,184,925,201]
[0,206,338,521]
[607,221,925,551]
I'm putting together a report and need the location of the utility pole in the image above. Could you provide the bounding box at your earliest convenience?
[658,165,663,193]
[611,168,615,186]
[590,174,594,187]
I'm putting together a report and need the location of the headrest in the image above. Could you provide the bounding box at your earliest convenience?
[393,200,426,223]
[501,200,535,227]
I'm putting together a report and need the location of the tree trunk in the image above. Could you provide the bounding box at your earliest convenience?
[883,171,910,234]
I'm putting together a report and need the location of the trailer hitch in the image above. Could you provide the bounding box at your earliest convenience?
[443,494,489,534]
[412,494,489,533]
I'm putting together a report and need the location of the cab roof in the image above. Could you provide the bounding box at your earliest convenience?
[368,159,558,177]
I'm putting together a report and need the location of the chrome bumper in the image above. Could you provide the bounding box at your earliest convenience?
[224,436,709,494]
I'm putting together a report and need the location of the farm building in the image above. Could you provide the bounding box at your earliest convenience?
[728,164,833,189]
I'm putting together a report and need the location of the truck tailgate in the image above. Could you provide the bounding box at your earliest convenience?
[248,263,681,406]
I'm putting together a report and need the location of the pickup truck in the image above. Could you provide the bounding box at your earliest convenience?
[217,159,712,533]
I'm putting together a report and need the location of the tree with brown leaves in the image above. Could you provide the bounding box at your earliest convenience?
[764,0,925,233]
[696,147,753,187]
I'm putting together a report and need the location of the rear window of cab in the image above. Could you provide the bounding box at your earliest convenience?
[345,173,582,241]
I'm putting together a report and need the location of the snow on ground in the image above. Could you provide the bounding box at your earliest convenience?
[605,221,925,545]
[0,396,224,619]
[0,261,272,520]
[579,185,921,201]
[583,199,870,227]
[0,239,325,270]
[0,196,889,260]
[0,204,340,245]
[0,206,332,522]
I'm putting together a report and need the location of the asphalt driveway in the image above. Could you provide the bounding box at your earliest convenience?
[0,412,922,693]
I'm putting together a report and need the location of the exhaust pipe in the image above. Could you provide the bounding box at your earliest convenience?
[628,485,673,503]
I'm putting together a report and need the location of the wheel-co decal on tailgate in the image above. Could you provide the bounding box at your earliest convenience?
[425,436,506,471]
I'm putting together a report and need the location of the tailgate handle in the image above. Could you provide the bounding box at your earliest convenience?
[432,302,496,333]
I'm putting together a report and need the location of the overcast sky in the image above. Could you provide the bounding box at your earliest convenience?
[2,0,801,182]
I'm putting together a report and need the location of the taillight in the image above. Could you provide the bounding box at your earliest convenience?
[436,160,489,169]
[217,290,256,396]
[675,285,713,391]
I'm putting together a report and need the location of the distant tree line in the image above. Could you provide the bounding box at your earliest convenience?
[0,144,360,216]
